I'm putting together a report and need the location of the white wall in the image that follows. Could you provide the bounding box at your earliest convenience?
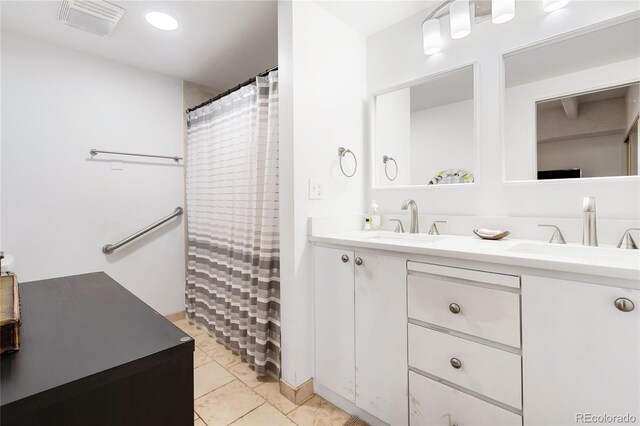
[538,134,626,178]
[375,88,411,185]
[366,2,640,222]
[278,0,366,387]
[410,99,474,184]
[1,32,185,315]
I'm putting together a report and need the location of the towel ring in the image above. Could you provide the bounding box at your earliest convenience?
[383,155,398,181]
[338,147,357,177]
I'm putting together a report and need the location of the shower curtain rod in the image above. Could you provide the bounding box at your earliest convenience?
[186,65,278,114]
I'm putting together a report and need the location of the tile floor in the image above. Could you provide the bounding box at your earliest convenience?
[173,318,353,426]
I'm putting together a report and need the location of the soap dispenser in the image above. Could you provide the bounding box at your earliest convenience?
[369,200,381,230]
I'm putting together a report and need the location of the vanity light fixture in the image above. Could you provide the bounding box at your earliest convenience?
[492,0,515,24]
[542,0,569,12]
[423,0,522,55]
[421,0,570,55]
[145,11,179,31]
[449,0,471,39]
[423,18,442,54]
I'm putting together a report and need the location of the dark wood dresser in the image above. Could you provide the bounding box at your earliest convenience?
[0,272,193,426]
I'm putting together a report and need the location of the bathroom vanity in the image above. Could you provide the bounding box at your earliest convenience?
[311,231,639,426]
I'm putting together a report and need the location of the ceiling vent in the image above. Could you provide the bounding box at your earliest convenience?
[58,0,125,36]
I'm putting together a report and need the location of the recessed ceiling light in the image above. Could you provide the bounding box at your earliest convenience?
[145,11,179,31]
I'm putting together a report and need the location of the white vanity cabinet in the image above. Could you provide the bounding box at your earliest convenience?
[522,275,640,426]
[407,262,523,426]
[354,252,408,426]
[312,234,639,426]
[314,246,408,425]
[314,246,356,402]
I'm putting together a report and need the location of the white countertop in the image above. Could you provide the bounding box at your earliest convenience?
[310,231,640,283]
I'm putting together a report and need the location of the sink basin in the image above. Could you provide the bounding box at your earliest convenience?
[507,243,640,265]
[361,231,446,243]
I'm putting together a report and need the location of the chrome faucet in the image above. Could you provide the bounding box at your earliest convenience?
[401,199,419,234]
[582,196,598,247]
[428,220,447,236]
[539,224,566,244]
[389,219,405,233]
[618,228,639,249]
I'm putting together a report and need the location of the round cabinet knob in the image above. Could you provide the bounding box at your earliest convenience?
[450,358,462,369]
[449,303,461,314]
[614,298,635,312]
[341,255,349,263]
[355,257,363,266]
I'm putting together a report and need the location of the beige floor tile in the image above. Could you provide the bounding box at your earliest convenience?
[227,362,274,389]
[194,333,224,353]
[209,345,242,368]
[194,419,206,426]
[194,359,235,399]
[194,411,199,420]
[195,380,266,426]
[287,395,351,426]
[254,382,299,415]
[174,319,207,337]
[194,347,214,368]
[231,402,297,426]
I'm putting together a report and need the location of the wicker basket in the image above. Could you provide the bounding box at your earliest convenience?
[1,274,21,354]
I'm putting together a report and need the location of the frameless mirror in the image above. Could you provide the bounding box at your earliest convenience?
[504,16,640,181]
[374,65,475,186]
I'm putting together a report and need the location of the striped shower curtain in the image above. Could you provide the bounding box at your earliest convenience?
[185,71,280,377]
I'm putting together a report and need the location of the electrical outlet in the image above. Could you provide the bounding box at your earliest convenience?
[309,179,323,200]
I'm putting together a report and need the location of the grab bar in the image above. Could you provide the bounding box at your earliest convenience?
[103,207,183,254]
[90,149,182,162]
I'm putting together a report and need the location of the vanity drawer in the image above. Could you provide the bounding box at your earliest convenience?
[407,275,520,347]
[409,371,522,426]
[408,324,522,409]
[407,262,520,289]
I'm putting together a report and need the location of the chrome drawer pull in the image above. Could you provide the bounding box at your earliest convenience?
[614,298,635,312]
[449,303,461,314]
[355,257,363,266]
[341,255,349,263]
[450,358,462,369]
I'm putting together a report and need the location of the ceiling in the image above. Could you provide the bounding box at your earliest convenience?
[0,1,278,91]
[0,0,441,91]
[538,84,635,110]
[316,0,439,36]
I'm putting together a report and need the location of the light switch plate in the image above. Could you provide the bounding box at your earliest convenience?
[309,178,323,200]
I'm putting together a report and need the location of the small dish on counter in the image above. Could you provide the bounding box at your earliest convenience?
[473,229,510,240]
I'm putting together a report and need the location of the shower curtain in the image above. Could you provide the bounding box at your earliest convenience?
[185,71,280,377]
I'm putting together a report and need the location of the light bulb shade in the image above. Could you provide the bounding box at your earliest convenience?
[492,0,515,24]
[543,0,569,12]
[449,0,471,39]
[423,19,442,55]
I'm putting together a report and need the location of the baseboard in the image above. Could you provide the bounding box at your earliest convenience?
[165,311,186,322]
[279,378,314,405]
[313,382,386,426]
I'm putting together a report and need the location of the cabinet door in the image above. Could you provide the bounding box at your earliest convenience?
[522,275,639,425]
[355,252,408,425]
[314,246,355,402]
